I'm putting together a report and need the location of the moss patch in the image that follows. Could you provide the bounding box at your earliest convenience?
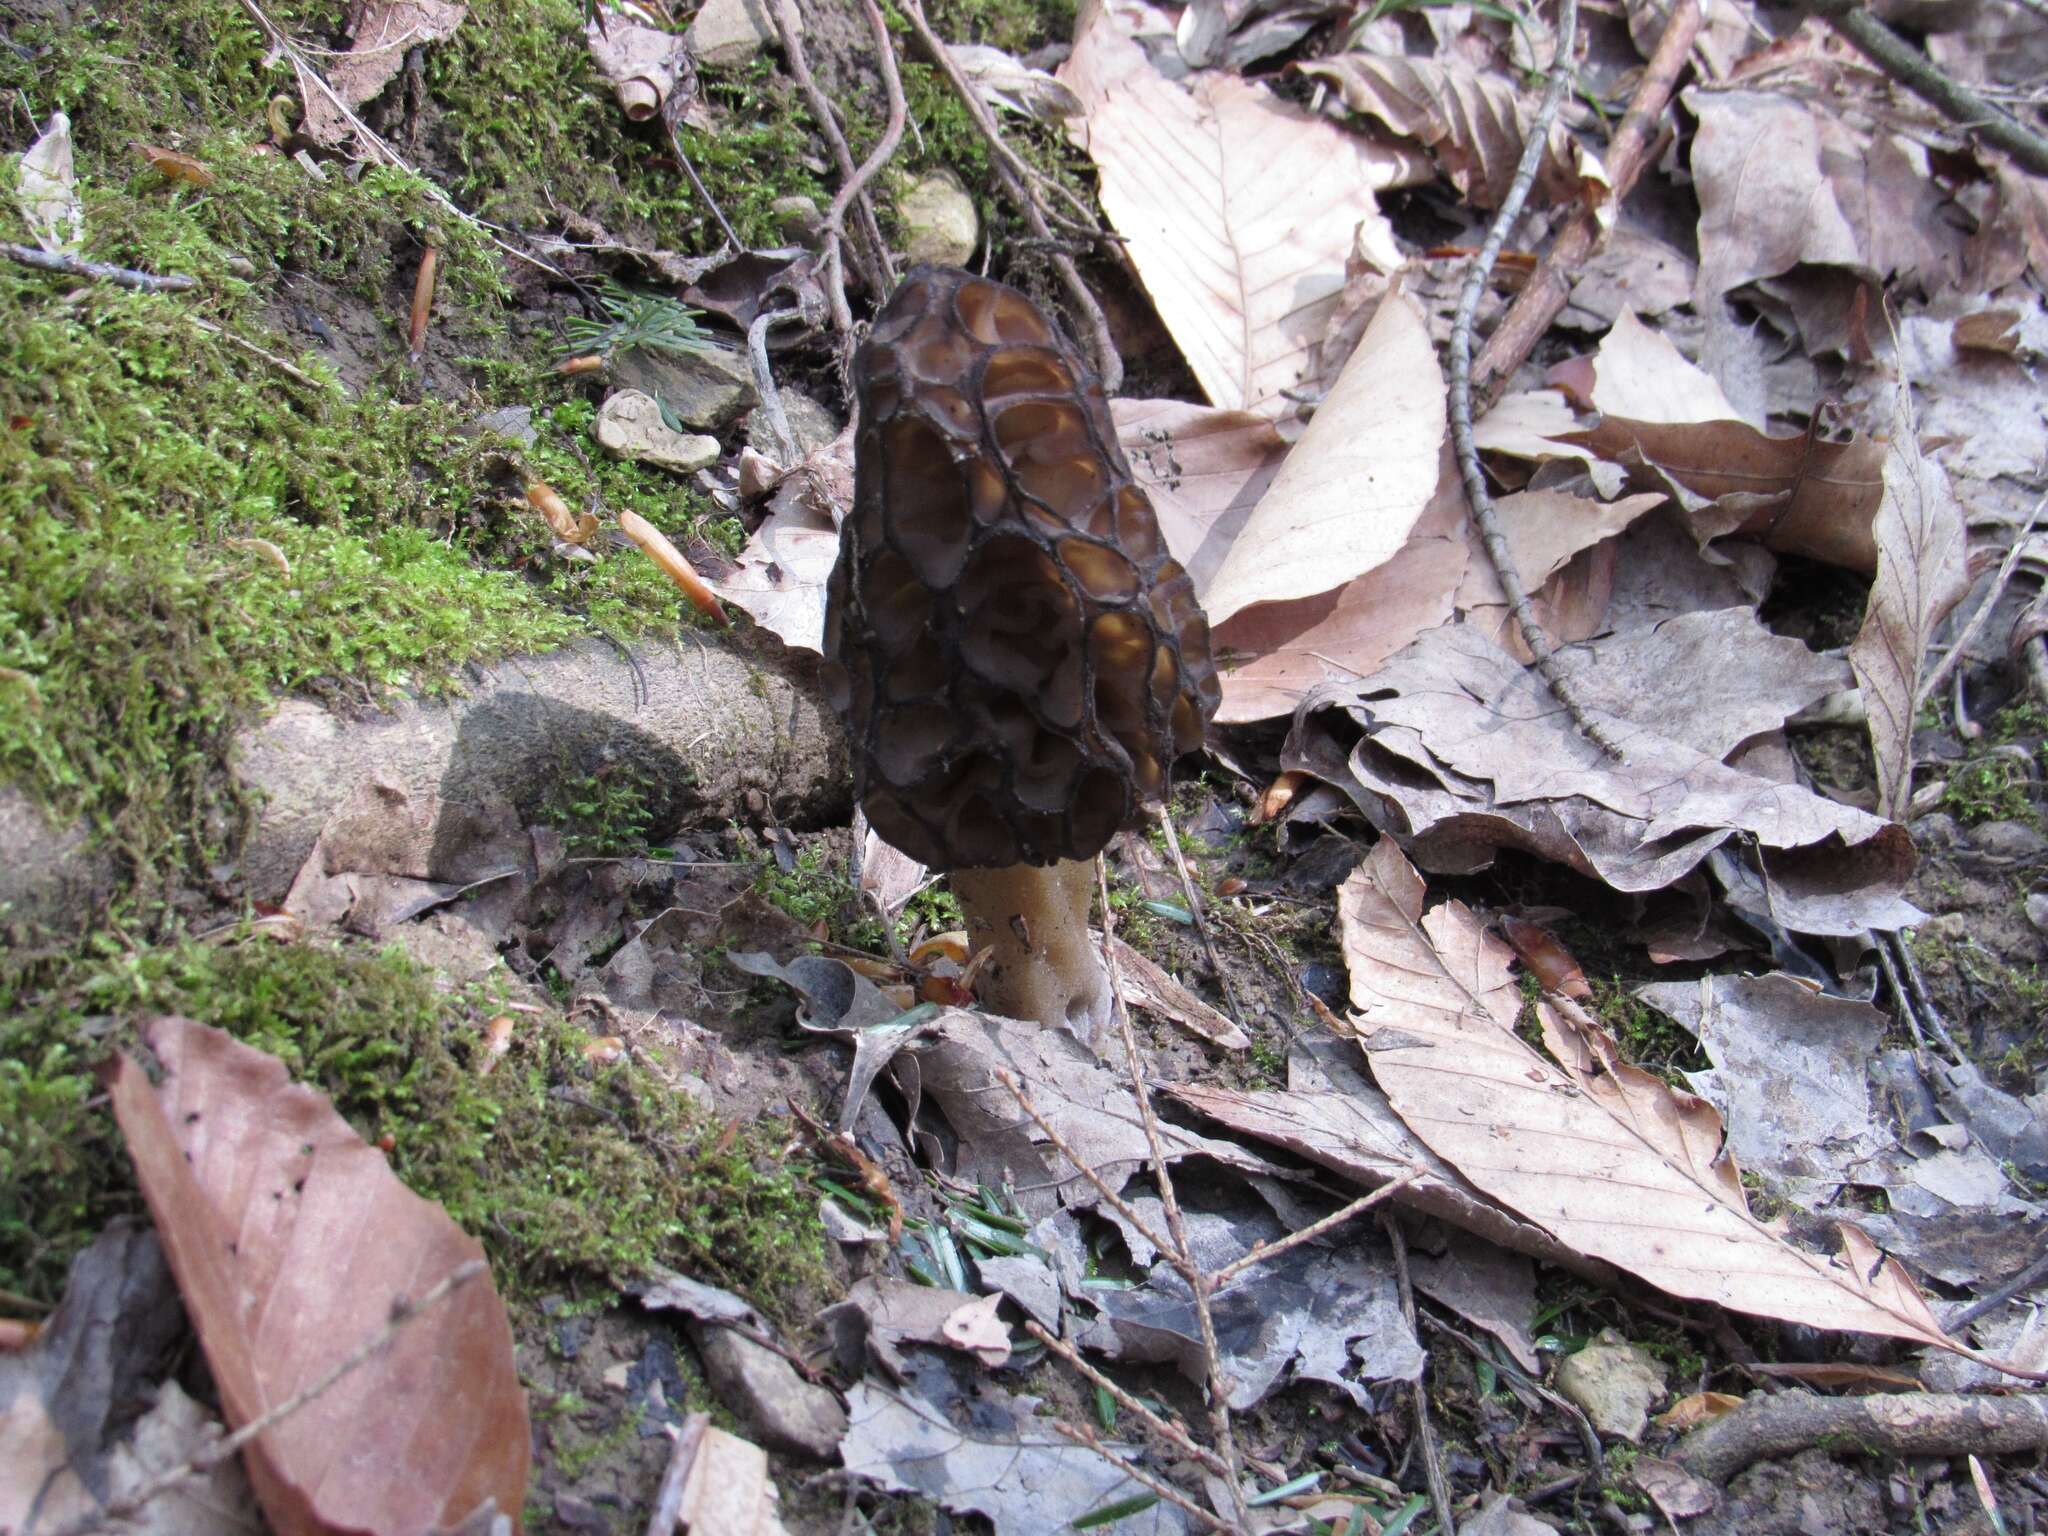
[0,937,830,1316]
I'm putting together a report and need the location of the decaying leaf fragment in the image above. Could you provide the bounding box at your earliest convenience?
[1847,387,1970,820]
[1337,841,1962,1351]
[105,1017,529,1536]
[299,1,470,147]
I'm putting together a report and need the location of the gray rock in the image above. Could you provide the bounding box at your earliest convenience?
[612,344,757,430]
[1971,818,2048,862]
[770,194,824,246]
[691,1324,847,1459]
[685,0,790,67]
[1554,1329,1667,1443]
[2027,892,2048,935]
[1911,811,1962,853]
[595,389,721,472]
[744,388,840,460]
[897,169,979,267]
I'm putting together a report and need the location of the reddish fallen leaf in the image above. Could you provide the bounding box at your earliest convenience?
[105,1017,527,1536]
[1252,769,1311,824]
[556,353,606,376]
[407,246,439,358]
[525,479,597,545]
[1655,1391,1744,1430]
[478,1014,514,1075]
[132,142,214,186]
[1747,1361,1924,1392]
[1499,915,1591,1001]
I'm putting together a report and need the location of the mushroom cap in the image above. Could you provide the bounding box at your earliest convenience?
[823,266,1220,870]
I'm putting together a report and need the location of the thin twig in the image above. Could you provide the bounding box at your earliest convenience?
[1383,1219,1458,1536]
[1153,806,1247,1039]
[994,1068,1176,1259]
[1872,930,1932,1051]
[1882,928,1967,1062]
[1472,0,1702,392]
[57,1262,486,1536]
[188,316,337,391]
[768,0,891,303]
[1449,0,1617,756]
[1048,1418,1237,1533]
[1,242,196,292]
[663,122,743,255]
[1210,1170,1425,1287]
[1023,1321,1233,1479]
[1949,1242,2048,1331]
[1917,494,2048,710]
[1096,858,1249,1526]
[1799,0,2048,177]
[893,0,1123,390]
[827,0,906,301]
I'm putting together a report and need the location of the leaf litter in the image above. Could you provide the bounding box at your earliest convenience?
[40,0,2048,1522]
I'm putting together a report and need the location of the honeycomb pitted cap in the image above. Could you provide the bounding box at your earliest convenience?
[822,266,1221,870]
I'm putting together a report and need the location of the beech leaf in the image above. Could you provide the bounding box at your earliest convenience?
[1338,841,1962,1351]
[105,1017,528,1536]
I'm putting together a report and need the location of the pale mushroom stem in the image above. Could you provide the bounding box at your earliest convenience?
[951,858,1113,1039]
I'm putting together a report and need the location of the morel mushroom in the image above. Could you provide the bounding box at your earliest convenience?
[823,266,1220,1035]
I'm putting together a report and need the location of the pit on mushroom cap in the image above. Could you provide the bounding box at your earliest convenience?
[824,266,1219,1037]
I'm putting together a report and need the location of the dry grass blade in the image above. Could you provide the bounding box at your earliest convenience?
[1339,840,1965,1352]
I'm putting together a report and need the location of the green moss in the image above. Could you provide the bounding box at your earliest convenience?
[0,937,830,1316]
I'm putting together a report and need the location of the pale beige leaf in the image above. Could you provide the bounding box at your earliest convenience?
[1339,841,1960,1349]
[1209,447,1469,722]
[707,425,853,652]
[15,112,81,253]
[1586,311,1741,425]
[1060,0,1402,418]
[1684,84,1964,302]
[1298,51,1565,208]
[1848,388,1970,819]
[1113,398,1290,597]
[947,42,1082,120]
[1203,291,1444,623]
[1451,488,1667,649]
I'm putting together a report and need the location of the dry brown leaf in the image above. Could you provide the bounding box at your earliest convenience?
[1340,842,1962,1349]
[1581,310,1741,424]
[1207,446,1470,723]
[1297,51,1566,209]
[1201,290,1444,625]
[105,1017,528,1536]
[1684,83,1964,302]
[947,42,1082,120]
[1109,933,1250,1050]
[671,1416,793,1536]
[1655,1390,1745,1430]
[302,1,469,146]
[1849,388,1970,819]
[585,17,690,123]
[1060,0,1401,418]
[1451,487,1666,652]
[1114,397,1289,596]
[708,425,852,651]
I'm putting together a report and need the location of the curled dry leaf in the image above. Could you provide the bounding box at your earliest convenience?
[16,112,81,253]
[105,1017,528,1536]
[1297,51,1572,209]
[946,42,1083,120]
[133,142,215,187]
[300,1,470,147]
[524,479,596,545]
[1339,841,1962,1351]
[708,424,853,650]
[1848,387,1970,820]
[585,16,692,123]
[1060,0,1402,419]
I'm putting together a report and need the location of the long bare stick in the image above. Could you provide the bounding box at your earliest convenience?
[1,243,196,292]
[1095,858,1249,1526]
[1800,0,2048,176]
[1472,0,1703,392]
[1049,1419,1237,1533]
[1384,1220,1457,1536]
[1917,493,2048,710]
[1449,0,1619,756]
[1024,1321,1233,1479]
[769,0,891,301]
[1210,1170,1424,1287]
[892,0,1123,391]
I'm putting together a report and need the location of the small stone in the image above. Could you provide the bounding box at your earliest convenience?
[691,1323,848,1459]
[1554,1329,1667,1443]
[771,193,824,245]
[745,388,840,459]
[1912,812,1962,853]
[1970,818,2048,862]
[596,390,721,472]
[897,169,979,267]
[685,0,791,68]
[613,344,757,430]
[2027,893,2048,935]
